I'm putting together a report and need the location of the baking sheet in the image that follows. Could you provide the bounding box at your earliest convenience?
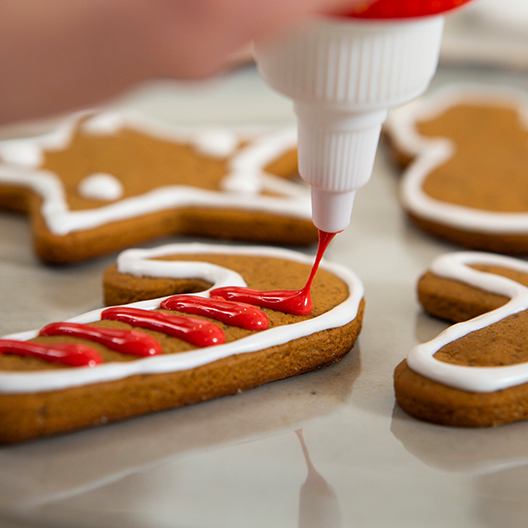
[1,62,528,528]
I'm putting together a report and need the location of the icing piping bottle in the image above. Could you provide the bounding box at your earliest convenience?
[254,0,475,233]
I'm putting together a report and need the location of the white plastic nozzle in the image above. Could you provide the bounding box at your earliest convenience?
[255,15,445,232]
[295,102,386,231]
[311,188,356,233]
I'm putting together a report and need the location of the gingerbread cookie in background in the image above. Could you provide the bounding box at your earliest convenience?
[394,251,528,427]
[384,86,528,254]
[0,111,316,264]
[0,242,364,444]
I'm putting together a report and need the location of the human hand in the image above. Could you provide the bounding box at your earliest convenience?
[0,0,364,124]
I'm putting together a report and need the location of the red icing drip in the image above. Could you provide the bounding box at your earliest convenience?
[40,322,162,357]
[0,339,103,367]
[304,230,336,292]
[101,306,225,347]
[211,230,336,316]
[346,0,473,19]
[160,296,269,330]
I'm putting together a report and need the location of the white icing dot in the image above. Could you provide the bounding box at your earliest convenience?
[191,129,238,158]
[221,169,262,194]
[78,173,124,201]
[82,113,125,135]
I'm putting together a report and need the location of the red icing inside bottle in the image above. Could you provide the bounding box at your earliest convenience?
[345,0,474,19]
[211,230,336,316]
[0,339,103,367]
[160,296,269,330]
[101,306,225,347]
[39,322,162,357]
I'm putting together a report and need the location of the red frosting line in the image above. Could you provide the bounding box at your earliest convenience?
[39,322,162,357]
[211,230,336,316]
[345,0,474,19]
[101,306,225,347]
[0,339,103,367]
[209,286,312,316]
[160,296,269,330]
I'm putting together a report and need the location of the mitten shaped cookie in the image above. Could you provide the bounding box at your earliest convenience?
[385,86,528,254]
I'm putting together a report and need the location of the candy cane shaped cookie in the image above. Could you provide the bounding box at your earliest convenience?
[0,243,364,443]
[395,251,528,426]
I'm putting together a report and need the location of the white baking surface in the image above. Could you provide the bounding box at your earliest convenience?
[1,63,528,528]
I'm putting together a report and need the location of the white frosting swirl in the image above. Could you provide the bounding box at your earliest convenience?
[407,251,528,393]
[0,243,364,394]
[190,129,239,158]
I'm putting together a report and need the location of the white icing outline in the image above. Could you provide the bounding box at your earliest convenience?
[407,251,528,392]
[385,85,528,234]
[0,243,364,394]
[0,111,311,236]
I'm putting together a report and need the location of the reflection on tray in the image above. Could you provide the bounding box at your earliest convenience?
[391,406,528,528]
[297,429,342,528]
[391,405,528,475]
[0,344,360,512]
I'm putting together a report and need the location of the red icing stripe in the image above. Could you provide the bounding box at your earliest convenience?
[160,295,269,330]
[40,322,162,357]
[210,286,312,316]
[101,307,225,347]
[210,230,336,316]
[0,339,102,367]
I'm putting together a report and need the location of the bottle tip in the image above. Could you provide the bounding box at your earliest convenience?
[311,188,356,233]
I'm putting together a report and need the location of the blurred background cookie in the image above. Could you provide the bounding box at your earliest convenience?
[0,111,316,263]
[385,86,528,254]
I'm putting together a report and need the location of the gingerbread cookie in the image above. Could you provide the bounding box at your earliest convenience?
[395,251,528,427]
[0,111,316,263]
[384,86,528,254]
[0,243,364,444]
